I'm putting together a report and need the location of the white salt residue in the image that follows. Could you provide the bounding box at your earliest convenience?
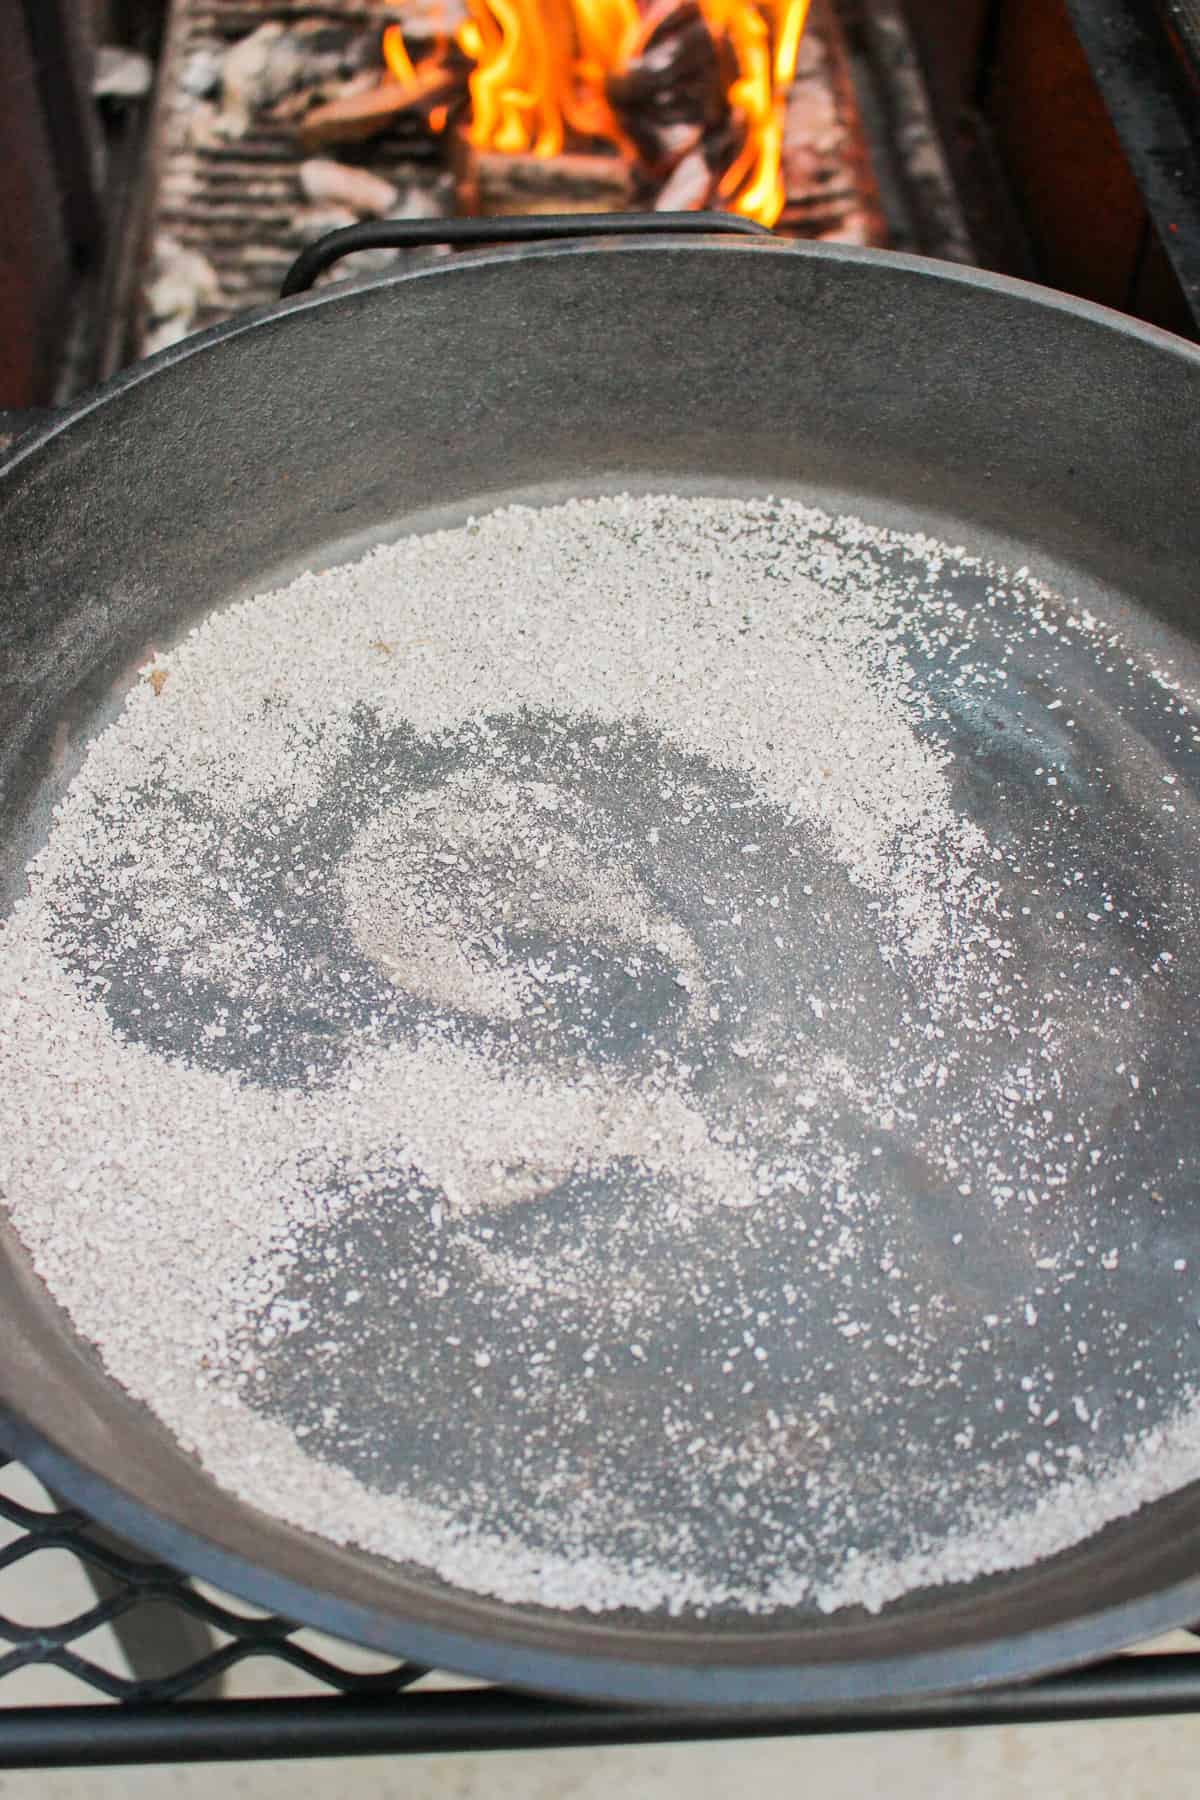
[44,493,985,962]
[311,1040,759,1219]
[341,769,709,1026]
[1,492,1199,1621]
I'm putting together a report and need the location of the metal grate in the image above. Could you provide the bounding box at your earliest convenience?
[0,1456,428,1704]
[11,1452,1200,1769]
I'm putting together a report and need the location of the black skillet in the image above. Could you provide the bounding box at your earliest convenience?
[1,214,1199,1708]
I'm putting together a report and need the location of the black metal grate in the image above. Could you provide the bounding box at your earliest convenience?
[0,1455,427,1704]
[10,1451,1200,1769]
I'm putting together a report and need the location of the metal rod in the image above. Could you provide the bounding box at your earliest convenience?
[5,1659,1200,1768]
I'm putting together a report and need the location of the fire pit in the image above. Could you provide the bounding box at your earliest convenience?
[146,0,886,344]
[377,0,812,224]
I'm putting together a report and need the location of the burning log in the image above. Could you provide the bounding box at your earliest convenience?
[607,1,731,174]
[776,0,886,243]
[700,113,744,178]
[779,34,839,197]
[646,120,704,169]
[269,70,380,125]
[388,0,471,44]
[454,136,635,216]
[652,145,716,210]
[296,68,467,152]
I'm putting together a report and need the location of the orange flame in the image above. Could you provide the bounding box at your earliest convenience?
[385,0,810,226]
[714,0,810,223]
[454,0,640,157]
[382,20,421,84]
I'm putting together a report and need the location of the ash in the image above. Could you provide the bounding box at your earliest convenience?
[2,494,1200,1619]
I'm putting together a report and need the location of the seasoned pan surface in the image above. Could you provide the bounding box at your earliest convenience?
[1,239,1199,1705]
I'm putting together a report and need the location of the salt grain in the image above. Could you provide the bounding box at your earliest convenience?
[1,493,1198,1621]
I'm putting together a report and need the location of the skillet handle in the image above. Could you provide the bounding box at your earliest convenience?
[279,210,770,298]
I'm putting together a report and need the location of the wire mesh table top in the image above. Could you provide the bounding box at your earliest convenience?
[6,1453,1200,1768]
[0,1457,428,1705]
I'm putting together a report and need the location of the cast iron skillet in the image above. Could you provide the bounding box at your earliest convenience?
[1,216,1200,1710]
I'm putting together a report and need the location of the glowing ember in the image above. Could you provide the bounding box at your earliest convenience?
[384,0,811,225]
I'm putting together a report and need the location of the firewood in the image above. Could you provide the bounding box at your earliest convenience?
[606,1,730,170]
[298,158,401,217]
[634,119,703,176]
[296,68,464,151]
[269,70,379,124]
[777,0,886,244]
[455,135,634,216]
[780,71,840,195]
[653,146,716,210]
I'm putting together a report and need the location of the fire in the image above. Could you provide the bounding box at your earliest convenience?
[383,0,811,226]
[382,19,422,85]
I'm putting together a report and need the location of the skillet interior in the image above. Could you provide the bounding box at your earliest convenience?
[2,237,1200,1707]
